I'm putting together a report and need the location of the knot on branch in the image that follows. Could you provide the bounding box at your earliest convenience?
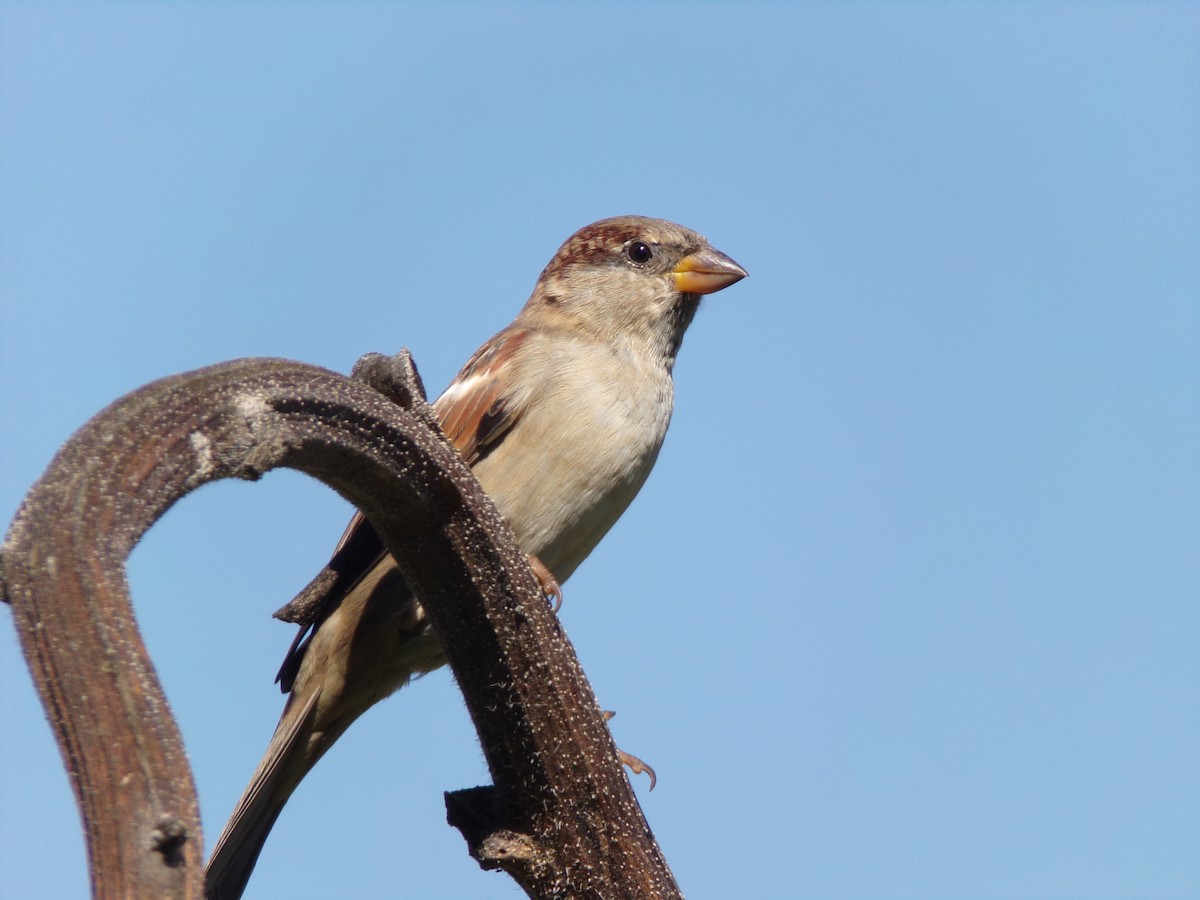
[150,816,190,868]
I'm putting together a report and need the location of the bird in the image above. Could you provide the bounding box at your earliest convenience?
[204,215,747,899]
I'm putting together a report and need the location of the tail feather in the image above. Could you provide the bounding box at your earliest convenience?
[205,692,321,900]
[206,552,439,899]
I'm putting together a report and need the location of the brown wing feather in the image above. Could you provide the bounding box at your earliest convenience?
[434,327,531,465]
[272,327,533,691]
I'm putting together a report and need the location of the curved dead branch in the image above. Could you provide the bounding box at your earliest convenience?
[1,352,680,899]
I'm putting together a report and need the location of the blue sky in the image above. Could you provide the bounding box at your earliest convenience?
[2,4,1197,899]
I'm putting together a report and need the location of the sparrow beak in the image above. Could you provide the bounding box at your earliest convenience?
[671,246,748,295]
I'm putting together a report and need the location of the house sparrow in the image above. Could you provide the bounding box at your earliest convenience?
[204,215,746,899]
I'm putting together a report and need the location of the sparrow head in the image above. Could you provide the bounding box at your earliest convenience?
[521,215,747,364]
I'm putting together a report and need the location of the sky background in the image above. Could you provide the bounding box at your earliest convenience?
[2,4,1197,899]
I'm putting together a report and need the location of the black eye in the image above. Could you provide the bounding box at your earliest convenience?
[625,240,654,264]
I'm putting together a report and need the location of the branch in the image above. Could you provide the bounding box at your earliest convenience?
[1,352,680,899]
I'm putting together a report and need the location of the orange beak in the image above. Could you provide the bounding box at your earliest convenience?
[672,246,748,295]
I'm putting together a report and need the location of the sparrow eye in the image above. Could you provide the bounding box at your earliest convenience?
[625,240,654,265]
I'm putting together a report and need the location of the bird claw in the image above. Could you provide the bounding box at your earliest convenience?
[603,710,657,790]
[617,749,657,791]
[528,554,563,612]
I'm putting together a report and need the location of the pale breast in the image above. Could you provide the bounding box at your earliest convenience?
[470,336,674,582]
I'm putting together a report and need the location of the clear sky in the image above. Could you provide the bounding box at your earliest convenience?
[2,4,1197,899]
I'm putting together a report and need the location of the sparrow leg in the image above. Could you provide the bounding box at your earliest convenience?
[603,710,657,790]
[528,554,563,612]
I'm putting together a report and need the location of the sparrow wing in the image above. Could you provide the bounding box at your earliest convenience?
[434,327,532,466]
[273,510,382,626]
[272,511,388,691]
[272,327,533,689]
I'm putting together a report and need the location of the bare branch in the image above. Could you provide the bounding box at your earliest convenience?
[1,352,680,899]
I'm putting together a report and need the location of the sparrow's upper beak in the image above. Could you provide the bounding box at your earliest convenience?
[672,246,748,295]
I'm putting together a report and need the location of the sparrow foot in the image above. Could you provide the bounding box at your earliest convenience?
[603,710,657,790]
[528,554,563,612]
